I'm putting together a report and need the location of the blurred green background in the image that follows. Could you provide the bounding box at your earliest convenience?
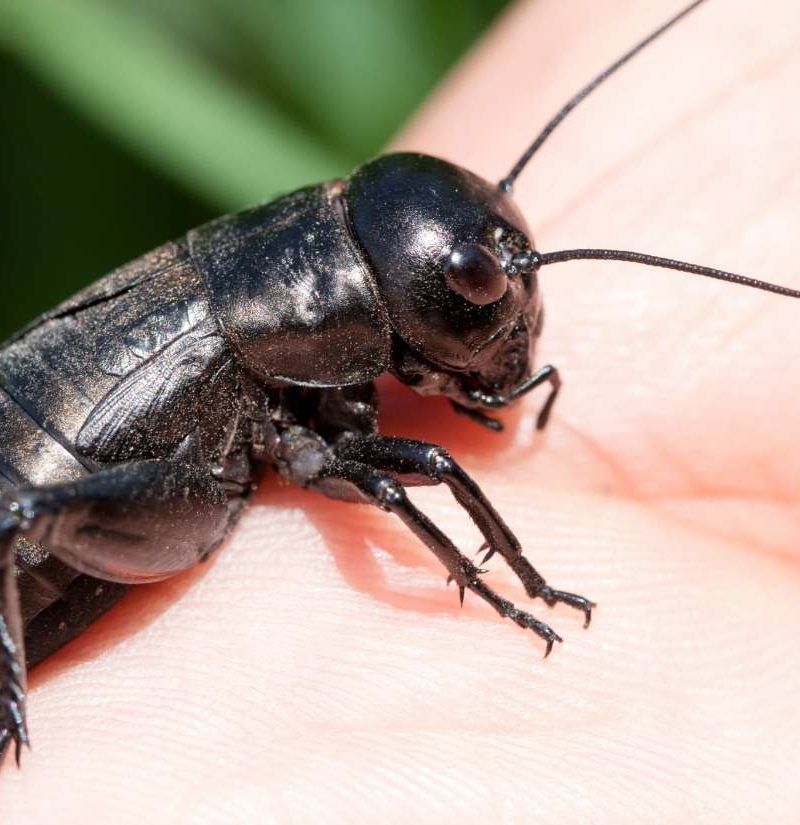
[0,0,509,340]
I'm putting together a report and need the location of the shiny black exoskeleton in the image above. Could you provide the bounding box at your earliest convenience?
[0,152,591,764]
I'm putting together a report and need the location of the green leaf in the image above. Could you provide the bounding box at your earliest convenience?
[0,0,347,209]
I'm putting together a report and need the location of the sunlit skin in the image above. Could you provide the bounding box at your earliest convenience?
[3,0,800,820]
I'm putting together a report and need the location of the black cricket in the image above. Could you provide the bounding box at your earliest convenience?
[1,0,797,766]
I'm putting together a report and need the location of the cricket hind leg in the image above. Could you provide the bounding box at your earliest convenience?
[0,457,234,766]
[0,509,29,765]
[4,459,231,584]
[334,435,595,626]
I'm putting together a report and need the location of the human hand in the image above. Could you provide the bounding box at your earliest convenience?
[4,1,800,821]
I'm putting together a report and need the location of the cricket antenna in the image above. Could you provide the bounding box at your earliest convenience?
[507,248,800,299]
[500,0,708,192]
[498,0,800,300]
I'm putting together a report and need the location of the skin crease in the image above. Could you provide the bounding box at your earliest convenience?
[3,0,800,820]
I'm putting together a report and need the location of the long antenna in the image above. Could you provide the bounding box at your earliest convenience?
[500,0,708,191]
[526,248,800,298]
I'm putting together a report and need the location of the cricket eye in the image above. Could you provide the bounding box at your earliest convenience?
[444,243,508,306]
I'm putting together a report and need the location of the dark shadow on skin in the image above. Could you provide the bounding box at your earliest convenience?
[27,551,222,692]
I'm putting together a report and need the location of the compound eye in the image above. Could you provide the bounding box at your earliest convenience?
[444,243,508,305]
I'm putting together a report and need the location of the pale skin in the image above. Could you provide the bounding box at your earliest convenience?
[3,0,800,821]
